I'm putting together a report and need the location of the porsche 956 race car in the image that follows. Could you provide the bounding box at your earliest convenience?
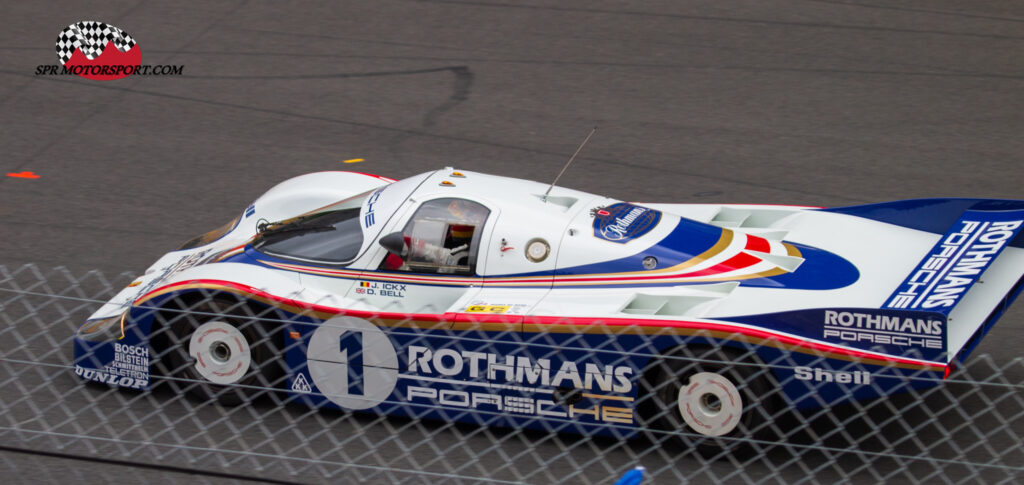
[73,168,1024,444]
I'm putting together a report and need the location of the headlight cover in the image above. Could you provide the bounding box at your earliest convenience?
[177,214,242,250]
[77,311,127,341]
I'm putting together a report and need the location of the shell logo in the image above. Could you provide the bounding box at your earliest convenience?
[55,21,141,81]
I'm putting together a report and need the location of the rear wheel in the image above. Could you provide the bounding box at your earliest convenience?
[160,299,281,406]
[641,345,779,455]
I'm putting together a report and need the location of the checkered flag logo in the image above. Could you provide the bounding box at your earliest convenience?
[55,21,137,65]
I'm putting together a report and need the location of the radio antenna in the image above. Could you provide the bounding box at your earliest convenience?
[544,126,596,199]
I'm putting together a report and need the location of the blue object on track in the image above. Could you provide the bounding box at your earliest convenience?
[613,466,645,485]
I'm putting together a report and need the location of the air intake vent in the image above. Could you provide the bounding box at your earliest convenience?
[619,282,738,317]
[534,194,578,211]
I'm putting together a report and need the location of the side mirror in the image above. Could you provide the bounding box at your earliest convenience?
[379,232,406,257]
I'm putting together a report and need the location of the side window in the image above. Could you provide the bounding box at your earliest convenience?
[379,198,490,275]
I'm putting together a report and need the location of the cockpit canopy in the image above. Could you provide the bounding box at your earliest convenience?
[378,198,490,276]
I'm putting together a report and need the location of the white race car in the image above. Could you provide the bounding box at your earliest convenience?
[73,168,1024,445]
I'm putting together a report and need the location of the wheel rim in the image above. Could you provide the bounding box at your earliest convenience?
[677,371,743,437]
[188,320,252,385]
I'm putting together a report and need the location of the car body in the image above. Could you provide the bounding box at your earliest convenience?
[73,168,1024,440]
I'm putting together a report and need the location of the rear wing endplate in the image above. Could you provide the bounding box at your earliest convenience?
[883,209,1024,315]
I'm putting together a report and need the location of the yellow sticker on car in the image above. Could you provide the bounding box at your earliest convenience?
[464,305,511,314]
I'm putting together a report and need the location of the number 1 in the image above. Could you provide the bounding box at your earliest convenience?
[339,331,364,395]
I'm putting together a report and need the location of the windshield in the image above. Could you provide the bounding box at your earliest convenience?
[253,190,372,264]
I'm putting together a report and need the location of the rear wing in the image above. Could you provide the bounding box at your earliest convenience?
[880,208,1024,362]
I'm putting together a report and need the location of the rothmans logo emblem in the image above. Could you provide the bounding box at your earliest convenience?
[592,203,662,243]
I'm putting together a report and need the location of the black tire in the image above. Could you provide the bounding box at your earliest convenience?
[157,299,282,406]
[640,345,780,456]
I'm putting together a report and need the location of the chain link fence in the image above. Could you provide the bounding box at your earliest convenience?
[1,264,1023,484]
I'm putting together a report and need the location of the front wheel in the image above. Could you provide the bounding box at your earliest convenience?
[160,299,281,406]
[641,345,780,455]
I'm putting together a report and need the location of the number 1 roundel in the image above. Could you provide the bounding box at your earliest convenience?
[306,317,399,410]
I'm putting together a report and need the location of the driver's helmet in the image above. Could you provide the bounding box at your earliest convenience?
[448,223,474,240]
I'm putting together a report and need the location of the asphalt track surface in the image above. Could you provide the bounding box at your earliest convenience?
[2,0,1024,483]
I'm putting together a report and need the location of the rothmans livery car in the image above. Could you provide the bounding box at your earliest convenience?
[73,168,1024,443]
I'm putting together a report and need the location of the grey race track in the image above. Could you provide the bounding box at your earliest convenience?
[1,0,1023,483]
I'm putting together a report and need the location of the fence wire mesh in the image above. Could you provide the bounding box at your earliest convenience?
[1,264,1023,484]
